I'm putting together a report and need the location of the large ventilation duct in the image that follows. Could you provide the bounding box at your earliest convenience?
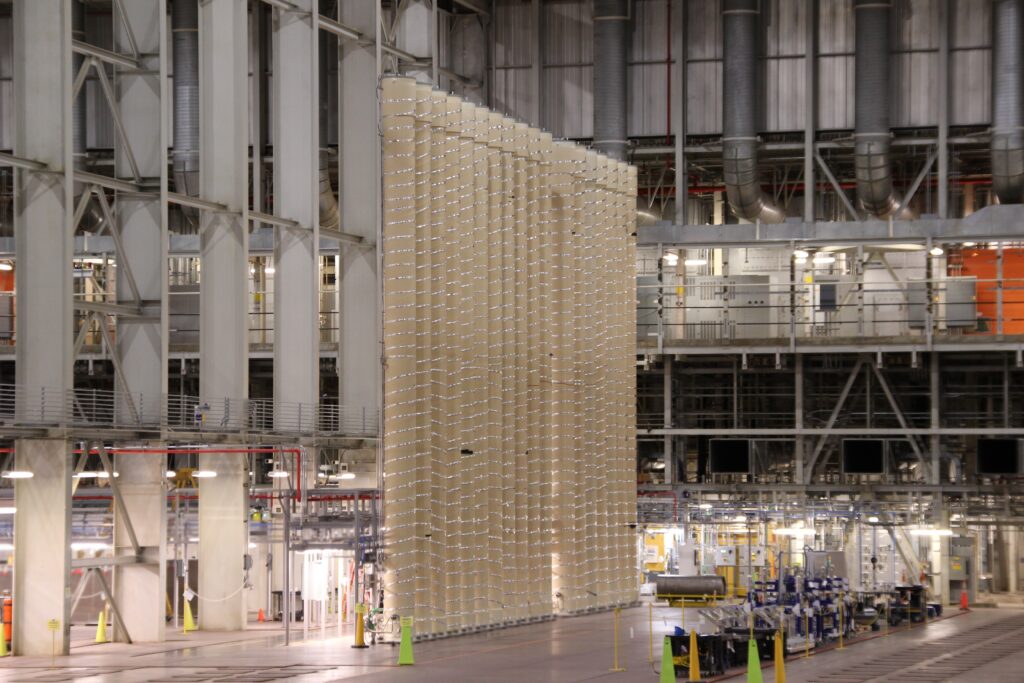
[854,0,913,219]
[318,18,341,232]
[593,0,629,161]
[991,0,1024,204]
[721,0,785,224]
[172,0,199,204]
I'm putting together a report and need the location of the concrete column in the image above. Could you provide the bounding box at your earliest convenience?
[273,0,319,427]
[13,439,71,655]
[198,0,249,631]
[12,0,73,657]
[114,453,167,642]
[339,0,379,418]
[13,0,73,409]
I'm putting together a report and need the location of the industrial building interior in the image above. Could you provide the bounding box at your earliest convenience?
[0,0,1023,681]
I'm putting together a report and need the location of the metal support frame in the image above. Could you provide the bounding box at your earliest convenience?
[804,357,864,483]
[91,567,133,644]
[869,363,931,477]
[803,0,816,223]
[814,152,860,220]
[95,444,142,556]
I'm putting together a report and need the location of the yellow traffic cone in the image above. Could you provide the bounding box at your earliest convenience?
[397,616,414,666]
[183,599,197,633]
[747,638,763,683]
[351,604,368,649]
[774,631,786,683]
[95,610,107,643]
[659,635,675,683]
[688,629,702,681]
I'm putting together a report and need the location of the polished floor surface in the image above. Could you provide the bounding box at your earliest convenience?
[0,605,1021,681]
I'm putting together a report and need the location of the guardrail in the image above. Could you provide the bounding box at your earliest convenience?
[0,384,379,438]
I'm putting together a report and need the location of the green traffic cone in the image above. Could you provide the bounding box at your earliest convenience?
[660,635,676,683]
[747,638,763,683]
[397,617,414,666]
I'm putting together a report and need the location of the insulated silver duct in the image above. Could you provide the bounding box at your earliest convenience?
[593,0,629,161]
[172,0,199,203]
[991,0,1024,204]
[854,0,913,219]
[318,18,341,232]
[722,0,785,224]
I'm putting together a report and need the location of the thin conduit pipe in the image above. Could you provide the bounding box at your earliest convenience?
[721,0,785,223]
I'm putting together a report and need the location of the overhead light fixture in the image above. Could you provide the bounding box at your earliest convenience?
[96,471,119,478]
[812,255,836,265]
[929,246,944,256]
[910,527,953,537]
[867,516,880,523]
[795,258,807,265]
[166,470,177,478]
[697,503,713,510]
[0,543,13,552]
[193,470,217,479]
[794,250,810,259]
[248,542,257,549]
[0,507,15,515]
[268,470,290,479]
[74,471,100,479]
[249,265,256,275]
[683,258,707,267]
[339,471,356,480]
[2,471,33,479]
[662,253,679,266]
[265,265,276,275]
[962,242,977,248]
[733,515,747,523]
[70,542,111,552]
[0,263,12,272]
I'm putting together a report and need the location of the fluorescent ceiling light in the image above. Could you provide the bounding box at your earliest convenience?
[929,246,944,256]
[867,516,880,523]
[166,470,177,478]
[795,258,807,265]
[268,470,290,479]
[2,471,33,479]
[697,503,712,510]
[0,543,13,551]
[0,263,12,272]
[193,470,217,479]
[794,250,810,259]
[683,258,707,267]
[0,507,15,515]
[962,242,977,247]
[812,255,836,265]
[265,265,276,275]
[74,471,100,479]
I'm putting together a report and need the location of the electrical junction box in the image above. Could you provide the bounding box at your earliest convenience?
[714,547,737,566]
[738,545,767,568]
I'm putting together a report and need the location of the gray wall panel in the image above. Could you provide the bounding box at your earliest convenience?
[0,14,10,150]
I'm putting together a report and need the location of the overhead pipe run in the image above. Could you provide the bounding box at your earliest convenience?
[991,0,1024,204]
[593,0,629,161]
[853,0,914,219]
[721,0,785,224]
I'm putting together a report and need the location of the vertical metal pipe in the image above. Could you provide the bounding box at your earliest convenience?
[593,0,629,160]
[991,0,1024,203]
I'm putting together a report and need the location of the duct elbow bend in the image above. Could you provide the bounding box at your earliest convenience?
[854,136,915,220]
[722,140,786,224]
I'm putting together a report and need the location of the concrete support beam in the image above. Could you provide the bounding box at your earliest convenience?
[339,0,379,417]
[13,439,71,656]
[198,0,249,631]
[273,0,319,428]
[113,453,167,642]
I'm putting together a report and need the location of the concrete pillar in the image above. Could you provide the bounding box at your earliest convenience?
[198,0,249,631]
[110,2,168,643]
[12,0,73,657]
[273,0,319,426]
[13,439,71,655]
[339,0,379,418]
[113,453,167,642]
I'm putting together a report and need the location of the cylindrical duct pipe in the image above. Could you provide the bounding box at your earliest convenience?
[992,0,1024,204]
[172,0,199,201]
[854,0,913,219]
[318,24,341,231]
[722,0,785,224]
[593,0,629,161]
[654,574,728,597]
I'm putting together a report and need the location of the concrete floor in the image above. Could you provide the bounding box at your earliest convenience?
[0,605,1021,682]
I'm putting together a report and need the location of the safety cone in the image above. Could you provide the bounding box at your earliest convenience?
[257,608,265,623]
[659,635,676,683]
[688,629,702,681]
[351,604,368,649]
[774,631,786,683]
[183,600,197,633]
[397,616,414,666]
[959,591,970,611]
[747,638,763,683]
[95,611,107,643]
